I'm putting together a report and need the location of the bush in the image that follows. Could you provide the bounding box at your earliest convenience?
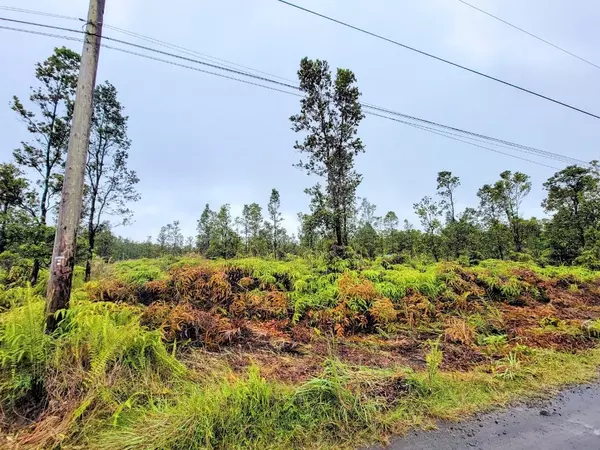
[0,289,185,447]
[574,250,600,271]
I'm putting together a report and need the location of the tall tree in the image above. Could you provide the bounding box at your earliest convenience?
[437,171,460,223]
[290,58,365,251]
[240,203,263,256]
[268,189,282,258]
[298,184,332,251]
[436,171,461,257]
[477,184,511,260]
[382,211,399,254]
[157,221,184,255]
[84,81,139,281]
[196,204,215,254]
[494,171,531,253]
[414,196,443,261]
[157,226,168,252]
[208,205,239,258]
[543,163,599,262]
[11,47,80,282]
[169,221,184,254]
[357,198,380,229]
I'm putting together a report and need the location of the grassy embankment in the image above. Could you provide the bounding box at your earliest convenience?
[1,256,600,448]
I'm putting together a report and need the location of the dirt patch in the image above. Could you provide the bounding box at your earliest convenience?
[519,330,597,352]
[441,342,487,371]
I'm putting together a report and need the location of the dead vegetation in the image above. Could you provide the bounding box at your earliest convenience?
[83,259,600,380]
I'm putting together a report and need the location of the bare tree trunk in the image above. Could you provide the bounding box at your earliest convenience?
[0,203,7,254]
[85,230,95,282]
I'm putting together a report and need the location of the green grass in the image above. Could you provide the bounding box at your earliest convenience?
[79,347,600,450]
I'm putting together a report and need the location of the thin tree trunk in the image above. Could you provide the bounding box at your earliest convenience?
[30,259,41,285]
[85,229,95,282]
[0,203,8,254]
[85,190,97,282]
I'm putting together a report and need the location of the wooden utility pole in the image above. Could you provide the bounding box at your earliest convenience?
[45,0,106,332]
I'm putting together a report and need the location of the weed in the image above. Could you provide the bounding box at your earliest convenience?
[494,352,524,380]
[425,339,443,388]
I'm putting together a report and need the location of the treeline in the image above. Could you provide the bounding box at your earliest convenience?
[2,50,599,283]
[88,162,600,270]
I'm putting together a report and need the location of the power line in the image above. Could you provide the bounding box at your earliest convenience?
[0,16,302,93]
[103,24,299,84]
[362,103,586,165]
[0,5,78,21]
[0,24,83,43]
[366,110,560,170]
[381,119,573,165]
[276,0,600,121]
[457,0,600,71]
[0,25,302,97]
[0,10,589,166]
[0,5,298,84]
[0,23,567,170]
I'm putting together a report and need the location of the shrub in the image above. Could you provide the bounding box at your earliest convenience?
[369,298,398,326]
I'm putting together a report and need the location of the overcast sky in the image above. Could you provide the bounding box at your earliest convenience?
[1,0,599,241]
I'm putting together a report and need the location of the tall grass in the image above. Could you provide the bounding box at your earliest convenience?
[91,359,377,450]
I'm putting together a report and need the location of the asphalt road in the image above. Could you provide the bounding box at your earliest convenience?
[380,384,600,450]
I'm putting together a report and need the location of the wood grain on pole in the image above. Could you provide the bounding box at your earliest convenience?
[45,0,106,332]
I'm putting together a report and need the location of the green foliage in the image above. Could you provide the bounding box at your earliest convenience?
[113,259,167,285]
[0,289,51,404]
[0,287,184,447]
[425,339,443,387]
[291,57,365,248]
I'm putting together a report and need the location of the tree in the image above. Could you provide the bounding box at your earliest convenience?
[353,198,381,257]
[382,211,399,254]
[208,205,239,258]
[268,189,282,258]
[157,226,168,252]
[169,221,184,254]
[543,163,599,262]
[290,58,365,251]
[477,184,511,260]
[240,203,263,256]
[353,222,379,258]
[449,208,481,260]
[436,171,460,223]
[298,184,332,251]
[11,47,80,283]
[0,164,30,253]
[84,81,140,281]
[157,221,184,255]
[196,204,215,254]
[403,220,420,258]
[493,171,531,253]
[184,236,194,253]
[357,198,380,229]
[414,196,443,261]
